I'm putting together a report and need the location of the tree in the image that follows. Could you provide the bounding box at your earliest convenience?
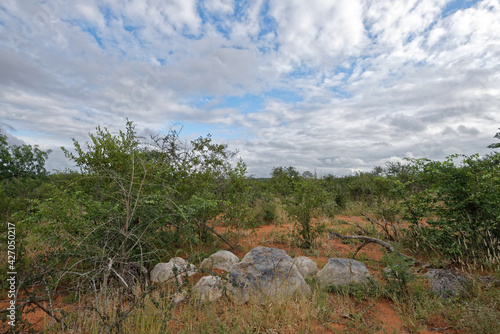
[270,167,326,248]
[0,132,51,179]
[402,153,500,262]
[269,166,300,197]
[285,176,327,248]
[487,127,500,149]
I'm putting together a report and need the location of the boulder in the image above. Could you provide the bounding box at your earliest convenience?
[424,269,472,299]
[194,276,224,302]
[293,256,318,278]
[316,258,374,287]
[150,257,197,284]
[226,246,310,304]
[200,250,239,272]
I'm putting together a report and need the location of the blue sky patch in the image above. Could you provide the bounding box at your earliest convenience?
[442,0,480,18]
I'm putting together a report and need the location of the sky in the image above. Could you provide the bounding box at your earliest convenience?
[1,0,499,177]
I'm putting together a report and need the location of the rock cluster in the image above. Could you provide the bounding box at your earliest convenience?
[150,247,375,304]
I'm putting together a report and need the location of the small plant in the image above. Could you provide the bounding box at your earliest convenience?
[326,280,379,302]
[382,252,416,298]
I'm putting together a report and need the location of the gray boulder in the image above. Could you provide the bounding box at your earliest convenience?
[194,276,224,302]
[200,250,239,272]
[293,256,318,278]
[316,258,374,287]
[424,269,472,299]
[227,246,311,304]
[150,257,197,284]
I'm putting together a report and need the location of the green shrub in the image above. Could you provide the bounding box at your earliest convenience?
[402,153,500,264]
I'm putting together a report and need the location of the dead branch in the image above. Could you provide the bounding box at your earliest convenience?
[343,221,369,235]
[361,213,394,241]
[329,231,430,269]
[329,231,395,253]
[197,220,235,250]
[382,215,399,239]
[353,240,372,257]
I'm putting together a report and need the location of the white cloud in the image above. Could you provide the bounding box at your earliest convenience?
[204,0,235,15]
[269,0,367,67]
[0,0,499,177]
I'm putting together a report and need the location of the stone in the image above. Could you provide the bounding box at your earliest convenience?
[292,256,318,278]
[316,258,374,287]
[194,276,224,302]
[200,250,239,272]
[171,290,187,305]
[424,269,472,299]
[150,257,197,284]
[226,246,310,304]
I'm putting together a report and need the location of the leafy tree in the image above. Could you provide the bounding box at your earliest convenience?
[271,167,326,248]
[402,153,500,262]
[285,176,327,248]
[269,166,300,197]
[487,127,500,150]
[0,132,51,179]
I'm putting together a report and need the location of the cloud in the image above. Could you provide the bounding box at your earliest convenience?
[0,0,498,177]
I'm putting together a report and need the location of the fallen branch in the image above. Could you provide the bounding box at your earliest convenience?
[353,241,371,257]
[328,231,430,269]
[329,231,394,253]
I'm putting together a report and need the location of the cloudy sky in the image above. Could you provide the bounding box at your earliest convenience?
[1,0,499,177]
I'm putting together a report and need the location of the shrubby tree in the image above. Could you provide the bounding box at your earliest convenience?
[487,127,500,150]
[0,132,51,179]
[270,167,326,248]
[21,121,246,332]
[269,166,300,197]
[402,153,500,263]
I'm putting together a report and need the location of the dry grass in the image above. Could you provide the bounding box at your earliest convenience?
[20,216,500,334]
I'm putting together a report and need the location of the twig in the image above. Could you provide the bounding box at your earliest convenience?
[343,221,369,235]
[27,297,66,329]
[429,327,452,332]
[197,220,235,250]
[361,213,394,241]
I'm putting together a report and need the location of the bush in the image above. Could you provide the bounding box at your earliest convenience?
[402,153,500,264]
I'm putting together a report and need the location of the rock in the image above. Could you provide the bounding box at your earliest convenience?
[477,275,500,289]
[171,290,188,305]
[226,246,311,304]
[200,250,239,272]
[194,276,224,302]
[292,256,318,278]
[316,258,374,287]
[424,269,472,299]
[150,257,197,284]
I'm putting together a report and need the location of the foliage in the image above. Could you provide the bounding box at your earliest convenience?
[487,127,500,150]
[401,153,500,263]
[8,121,247,332]
[0,132,51,179]
[382,252,416,298]
[270,168,326,248]
[268,166,300,197]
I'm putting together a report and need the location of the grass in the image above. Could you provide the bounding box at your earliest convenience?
[16,215,500,334]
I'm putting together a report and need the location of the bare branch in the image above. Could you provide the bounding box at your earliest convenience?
[329,231,395,253]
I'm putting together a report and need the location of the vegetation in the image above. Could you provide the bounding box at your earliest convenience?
[1,123,500,333]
